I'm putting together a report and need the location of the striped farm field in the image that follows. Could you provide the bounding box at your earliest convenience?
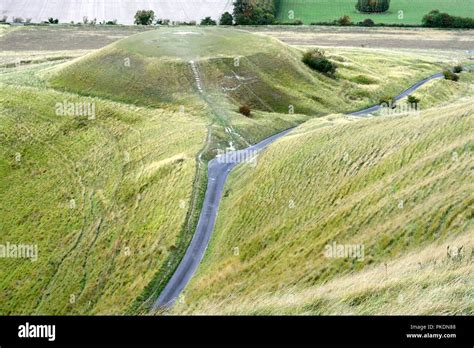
[277,0,474,24]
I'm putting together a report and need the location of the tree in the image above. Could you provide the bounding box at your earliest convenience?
[200,17,217,25]
[422,10,474,29]
[356,0,390,13]
[220,11,233,25]
[134,10,155,25]
[233,0,275,25]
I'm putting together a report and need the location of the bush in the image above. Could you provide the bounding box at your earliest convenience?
[302,49,337,76]
[443,70,459,82]
[200,17,217,25]
[337,15,352,26]
[134,10,155,25]
[239,105,252,117]
[407,95,420,106]
[220,12,233,25]
[360,18,375,27]
[48,18,59,24]
[379,95,395,107]
[12,17,24,23]
[356,0,391,13]
[453,65,463,73]
[422,10,474,29]
[156,19,170,25]
[106,20,117,25]
[0,16,7,23]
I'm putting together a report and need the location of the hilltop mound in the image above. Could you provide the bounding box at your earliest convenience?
[48,27,333,114]
[48,28,443,119]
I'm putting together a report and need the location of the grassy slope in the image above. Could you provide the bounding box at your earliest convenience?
[174,75,474,315]
[0,27,465,315]
[277,0,474,24]
[0,84,206,314]
[47,27,447,147]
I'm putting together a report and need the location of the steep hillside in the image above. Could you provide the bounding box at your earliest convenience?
[174,91,474,314]
[0,84,206,314]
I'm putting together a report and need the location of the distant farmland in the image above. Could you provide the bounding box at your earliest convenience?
[277,0,474,24]
[0,0,233,24]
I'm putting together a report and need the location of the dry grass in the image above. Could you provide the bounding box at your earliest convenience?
[175,232,473,315]
[173,94,474,315]
[246,27,474,50]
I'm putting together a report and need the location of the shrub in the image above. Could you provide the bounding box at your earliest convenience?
[220,12,233,25]
[356,0,391,13]
[134,10,155,25]
[156,19,170,25]
[379,95,395,107]
[106,19,118,25]
[48,18,59,24]
[453,65,463,73]
[422,10,474,29]
[12,17,24,23]
[239,105,252,117]
[302,49,337,76]
[293,19,304,25]
[200,17,217,25]
[83,16,89,24]
[0,16,8,23]
[443,70,459,82]
[360,18,375,27]
[338,15,352,26]
[407,95,420,107]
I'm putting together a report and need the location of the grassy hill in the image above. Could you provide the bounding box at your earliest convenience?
[173,74,474,315]
[47,27,447,146]
[0,26,466,314]
[0,84,206,314]
[277,0,474,24]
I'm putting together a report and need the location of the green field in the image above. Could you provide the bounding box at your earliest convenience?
[174,71,474,314]
[277,0,474,24]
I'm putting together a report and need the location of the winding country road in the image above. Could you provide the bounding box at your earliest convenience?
[152,71,445,310]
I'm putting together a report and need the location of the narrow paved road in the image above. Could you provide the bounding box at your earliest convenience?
[152,71,444,310]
